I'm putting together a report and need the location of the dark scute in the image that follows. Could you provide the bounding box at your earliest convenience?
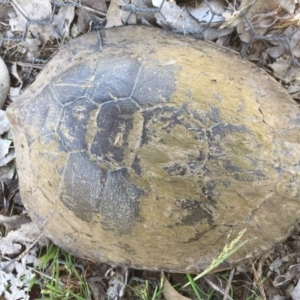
[211,123,249,141]
[52,63,93,105]
[207,106,221,123]
[225,160,265,177]
[206,123,249,159]
[87,57,141,104]
[57,99,98,151]
[191,106,221,128]
[141,109,157,145]
[99,168,142,234]
[174,199,214,226]
[132,155,142,175]
[197,150,206,163]
[141,106,178,145]
[164,163,187,176]
[200,180,219,204]
[60,152,107,222]
[60,153,142,234]
[233,172,266,182]
[91,99,140,163]
[207,144,225,159]
[22,86,62,146]
[160,104,192,134]
[187,161,205,173]
[132,63,177,107]
[192,110,206,126]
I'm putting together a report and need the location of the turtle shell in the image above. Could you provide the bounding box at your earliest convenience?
[7,26,300,273]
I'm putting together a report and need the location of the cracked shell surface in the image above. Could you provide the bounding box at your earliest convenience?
[7,26,300,273]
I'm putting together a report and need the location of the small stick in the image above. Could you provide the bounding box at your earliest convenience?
[223,268,235,300]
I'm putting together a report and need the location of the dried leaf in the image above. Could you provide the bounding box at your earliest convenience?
[106,0,123,28]
[289,264,300,279]
[0,264,35,300]
[87,277,106,300]
[4,222,44,246]
[153,0,202,32]
[0,138,14,167]
[11,0,52,30]
[0,165,15,181]
[52,6,76,38]
[10,0,54,47]
[263,277,280,299]
[0,225,39,300]
[20,38,41,60]
[9,16,24,32]
[153,0,233,40]
[120,0,154,25]
[74,7,90,35]
[291,279,300,300]
[10,62,22,85]
[0,260,16,273]
[205,274,232,299]
[271,295,287,300]
[269,257,283,274]
[266,44,287,59]
[0,57,10,109]
[237,0,295,43]
[82,0,107,13]
[9,86,22,101]
[162,273,191,300]
[0,214,31,230]
[290,29,300,58]
[269,57,300,83]
[0,3,15,19]
[106,266,128,299]
[0,239,22,256]
[0,110,10,135]
[220,2,254,29]
[273,275,291,288]
[287,238,300,252]
[188,0,225,24]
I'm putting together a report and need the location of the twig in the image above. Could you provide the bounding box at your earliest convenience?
[223,268,235,300]
[251,257,267,300]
